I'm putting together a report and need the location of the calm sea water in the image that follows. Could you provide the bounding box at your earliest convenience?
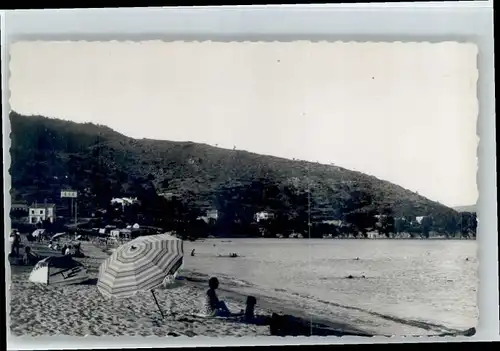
[184,238,477,335]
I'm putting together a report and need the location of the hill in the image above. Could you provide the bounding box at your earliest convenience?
[453,205,477,213]
[9,111,458,231]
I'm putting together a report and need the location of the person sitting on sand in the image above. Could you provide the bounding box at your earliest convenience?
[202,277,231,317]
[244,296,256,320]
[73,243,84,258]
[65,245,72,256]
[11,230,21,257]
[23,246,39,265]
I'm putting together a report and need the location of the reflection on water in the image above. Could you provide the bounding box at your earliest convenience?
[184,239,477,334]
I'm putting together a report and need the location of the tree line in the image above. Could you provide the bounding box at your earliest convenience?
[10,148,476,240]
[75,179,477,240]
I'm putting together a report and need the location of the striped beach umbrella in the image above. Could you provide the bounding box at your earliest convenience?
[97,233,184,318]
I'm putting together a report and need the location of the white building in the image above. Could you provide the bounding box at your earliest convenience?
[254,211,275,223]
[322,219,343,226]
[110,197,139,208]
[29,203,56,224]
[416,216,425,224]
[110,229,132,239]
[197,209,219,224]
[206,209,218,220]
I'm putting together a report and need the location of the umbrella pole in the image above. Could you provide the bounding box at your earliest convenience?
[151,290,165,319]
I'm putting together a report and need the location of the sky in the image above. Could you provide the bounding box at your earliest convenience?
[9,41,478,207]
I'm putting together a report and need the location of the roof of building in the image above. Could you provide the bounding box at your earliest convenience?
[30,203,56,209]
[12,203,28,208]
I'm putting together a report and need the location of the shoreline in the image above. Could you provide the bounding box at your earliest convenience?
[179,269,475,338]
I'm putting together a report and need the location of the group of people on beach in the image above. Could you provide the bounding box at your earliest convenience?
[8,231,41,266]
[48,241,84,257]
[8,229,86,267]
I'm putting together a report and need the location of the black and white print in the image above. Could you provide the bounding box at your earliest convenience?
[6,40,478,338]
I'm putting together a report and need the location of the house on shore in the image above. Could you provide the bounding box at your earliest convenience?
[416,216,425,224]
[197,209,219,224]
[110,197,139,208]
[207,209,218,220]
[322,219,343,227]
[254,211,275,223]
[29,203,56,224]
[110,228,132,240]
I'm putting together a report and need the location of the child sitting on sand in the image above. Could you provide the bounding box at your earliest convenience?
[244,296,256,320]
[202,277,231,317]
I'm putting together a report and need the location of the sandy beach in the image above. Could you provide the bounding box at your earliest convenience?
[8,237,476,338]
[8,240,279,337]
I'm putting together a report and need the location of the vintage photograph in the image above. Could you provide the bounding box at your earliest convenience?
[6,41,478,338]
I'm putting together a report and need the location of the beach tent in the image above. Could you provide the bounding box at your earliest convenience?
[132,223,140,229]
[29,255,89,286]
[32,229,46,238]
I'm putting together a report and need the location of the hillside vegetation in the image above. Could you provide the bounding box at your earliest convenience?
[9,111,468,238]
